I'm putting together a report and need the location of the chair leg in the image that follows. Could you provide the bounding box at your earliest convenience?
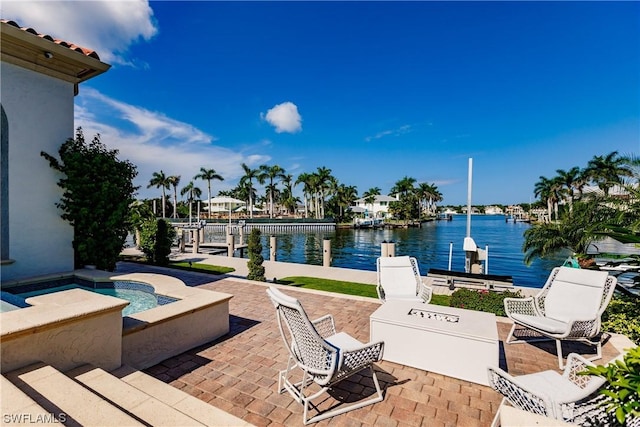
[301,366,384,425]
[556,339,564,370]
[491,398,506,427]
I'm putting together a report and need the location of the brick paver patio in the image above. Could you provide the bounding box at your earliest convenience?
[116,263,621,427]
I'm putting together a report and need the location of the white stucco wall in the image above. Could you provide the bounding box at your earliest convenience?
[1,62,75,281]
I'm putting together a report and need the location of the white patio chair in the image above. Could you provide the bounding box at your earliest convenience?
[504,267,617,369]
[376,256,432,303]
[487,353,607,426]
[266,287,385,425]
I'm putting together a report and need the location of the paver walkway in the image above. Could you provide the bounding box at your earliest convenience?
[116,263,622,427]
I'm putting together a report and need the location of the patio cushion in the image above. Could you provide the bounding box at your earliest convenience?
[516,370,589,404]
[511,313,569,334]
[379,256,419,298]
[325,332,364,352]
[544,268,609,322]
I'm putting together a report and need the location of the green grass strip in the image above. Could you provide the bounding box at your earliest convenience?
[169,262,235,275]
[275,276,451,306]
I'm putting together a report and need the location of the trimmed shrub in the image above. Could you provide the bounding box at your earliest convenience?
[139,218,176,266]
[602,295,640,344]
[449,288,523,317]
[247,228,266,282]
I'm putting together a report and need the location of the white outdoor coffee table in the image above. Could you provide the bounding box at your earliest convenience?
[370,300,499,386]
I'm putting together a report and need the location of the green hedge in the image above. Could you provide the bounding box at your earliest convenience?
[449,288,523,317]
[602,295,640,344]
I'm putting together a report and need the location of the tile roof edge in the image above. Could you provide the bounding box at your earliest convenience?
[1,19,101,60]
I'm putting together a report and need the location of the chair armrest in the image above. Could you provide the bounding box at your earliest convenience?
[487,366,554,418]
[419,281,432,304]
[562,353,605,391]
[504,296,537,317]
[312,314,337,338]
[564,319,600,340]
[341,340,385,369]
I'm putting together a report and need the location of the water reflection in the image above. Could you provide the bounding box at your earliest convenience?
[254,215,563,288]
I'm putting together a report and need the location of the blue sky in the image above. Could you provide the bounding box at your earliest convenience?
[4,1,639,205]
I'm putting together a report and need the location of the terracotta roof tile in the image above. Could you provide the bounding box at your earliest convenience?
[0,19,101,60]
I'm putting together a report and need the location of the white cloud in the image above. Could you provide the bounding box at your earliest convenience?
[74,88,270,199]
[365,124,412,142]
[262,102,302,133]
[1,0,158,66]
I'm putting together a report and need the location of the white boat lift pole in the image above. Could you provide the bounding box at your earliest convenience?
[463,158,476,273]
[448,242,453,271]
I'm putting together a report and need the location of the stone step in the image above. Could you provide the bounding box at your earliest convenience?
[1,376,58,426]
[68,365,205,426]
[4,364,144,426]
[112,365,254,427]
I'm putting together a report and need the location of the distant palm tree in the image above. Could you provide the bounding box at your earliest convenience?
[586,151,633,197]
[555,167,582,213]
[314,166,333,219]
[336,184,358,218]
[147,170,170,218]
[181,181,202,223]
[534,175,562,222]
[295,172,313,218]
[239,163,259,218]
[390,176,416,199]
[167,175,181,218]
[362,187,381,217]
[258,164,286,219]
[194,167,223,219]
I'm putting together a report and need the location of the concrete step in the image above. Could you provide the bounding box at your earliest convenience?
[1,375,59,426]
[68,365,204,426]
[112,365,254,427]
[4,363,144,427]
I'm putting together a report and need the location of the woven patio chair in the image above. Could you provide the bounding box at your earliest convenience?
[376,256,432,303]
[487,353,608,426]
[504,267,617,369]
[266,287,385,425]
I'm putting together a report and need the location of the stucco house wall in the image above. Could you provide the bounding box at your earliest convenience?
[0,20,109,282]
[1,62,76,281]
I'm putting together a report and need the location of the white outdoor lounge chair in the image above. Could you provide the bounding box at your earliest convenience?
[266,287,385,425]
[504,267,617,369]
[376,256,432,303]
[487,353,607,426]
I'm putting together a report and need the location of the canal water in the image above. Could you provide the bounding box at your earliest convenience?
[258,215,566,289]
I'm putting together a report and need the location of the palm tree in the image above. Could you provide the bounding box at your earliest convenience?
[194,167,223,219]
[362,187,381,218]
[585,151,633,197]
[554,167,582,213]
[336,184,358,219]
[280,174,301,215]
[534,176,562,222]
[147,170,170,218]
[239,163,259,218]
[295,172,313,218]
[390,176,416,199]
[167,175,181,218]
[314,166,333,219]
[258,164,286,219]
[180,181,202,223]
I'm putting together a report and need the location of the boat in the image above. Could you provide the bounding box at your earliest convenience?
[436,212,453,221]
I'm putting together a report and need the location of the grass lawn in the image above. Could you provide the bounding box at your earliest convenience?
[275,276,451,306]
[169,262,235,275]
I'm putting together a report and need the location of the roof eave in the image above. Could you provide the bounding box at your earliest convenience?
[1,22,110,85]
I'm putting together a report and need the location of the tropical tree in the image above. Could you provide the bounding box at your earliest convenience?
[362,187,381,217]
[534,175,561,222]
[415,182,441,217]
[258,164,286,218]
[314,167,333,219]
[586,151,633,197]
[390,176,416,199]
[296,172,313,218]
[180,181,202,223]
[554,167,583,213]
[335,184,358,219]
[168,175,181,218]
[239,163,259,218]
[41,128,138,270]
[194,167,223,219]
[147,170,170,218]
[280,174,301,215]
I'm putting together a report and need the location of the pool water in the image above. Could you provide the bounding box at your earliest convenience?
[9,282,175,316]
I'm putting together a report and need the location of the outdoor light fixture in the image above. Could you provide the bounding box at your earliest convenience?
[43,51,53,59]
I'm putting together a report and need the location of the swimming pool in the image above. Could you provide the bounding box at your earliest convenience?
[2,279,178,316]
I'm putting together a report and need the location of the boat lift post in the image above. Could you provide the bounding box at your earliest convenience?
[463,158,477,273]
